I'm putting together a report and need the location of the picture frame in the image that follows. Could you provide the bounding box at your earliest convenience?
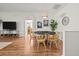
[43,20,49,26]
[37,21,42,28]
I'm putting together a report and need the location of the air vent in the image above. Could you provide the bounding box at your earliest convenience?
[53,4,61,9]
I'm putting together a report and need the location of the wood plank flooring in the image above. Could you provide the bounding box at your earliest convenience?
[0,36,63,56]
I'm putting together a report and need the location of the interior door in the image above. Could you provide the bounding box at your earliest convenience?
[65,31,79,56]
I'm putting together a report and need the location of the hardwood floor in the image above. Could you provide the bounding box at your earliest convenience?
[0,36,63,56]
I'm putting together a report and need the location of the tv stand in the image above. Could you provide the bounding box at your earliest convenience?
[0,30,19,38]
[1,34,19,37]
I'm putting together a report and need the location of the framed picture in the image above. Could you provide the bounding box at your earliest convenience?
[43,20,49,26]
[37,21,42,28]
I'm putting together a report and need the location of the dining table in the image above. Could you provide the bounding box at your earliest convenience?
[34,31,55,45]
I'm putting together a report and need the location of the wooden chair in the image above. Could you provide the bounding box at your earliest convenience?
[48,34,59,48]
[27,27,33,42]
[29,32,36,44]
[36,35,46,50]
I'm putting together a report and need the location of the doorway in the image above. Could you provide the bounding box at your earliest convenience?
[25,20,33,36]
[25,20,33,48]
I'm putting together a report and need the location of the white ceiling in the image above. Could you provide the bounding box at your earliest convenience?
[0,3,67,12]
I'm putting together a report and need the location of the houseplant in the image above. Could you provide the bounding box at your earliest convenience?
[50,19,58,35]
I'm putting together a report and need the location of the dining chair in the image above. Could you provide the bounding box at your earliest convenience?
[29,32,36,43]
[28,27,34,43]
[48,33,59,48]
[36,35,46,50]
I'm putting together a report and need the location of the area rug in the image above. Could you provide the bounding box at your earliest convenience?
[0,42,12,49]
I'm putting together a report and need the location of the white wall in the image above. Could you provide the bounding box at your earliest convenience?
[54,4,79,31]
[0,12,25,37]
[0,12,53,37]
[53,4,79,56]
[32,12,52,31]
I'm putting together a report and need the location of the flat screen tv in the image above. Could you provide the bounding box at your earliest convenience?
[3,22,16,30]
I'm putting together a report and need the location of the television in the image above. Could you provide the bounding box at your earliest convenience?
[3,22,16,30]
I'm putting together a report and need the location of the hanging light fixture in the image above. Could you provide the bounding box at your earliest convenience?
[42,11,48,19]
[42,16,48,19]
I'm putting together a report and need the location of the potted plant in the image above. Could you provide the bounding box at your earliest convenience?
[50,19,58,35]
